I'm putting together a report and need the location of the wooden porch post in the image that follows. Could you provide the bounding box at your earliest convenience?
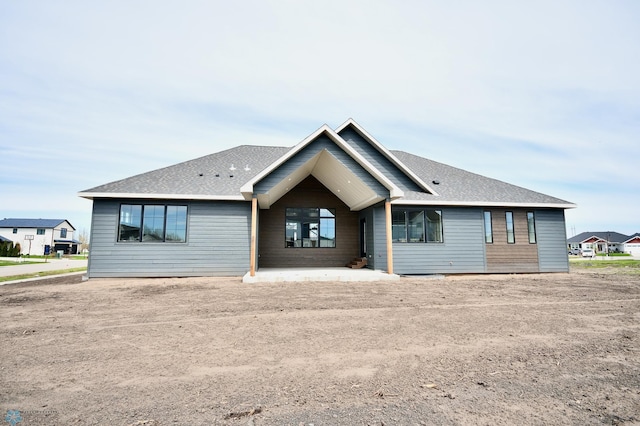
[385,200,394,275]
[250,197,257,277]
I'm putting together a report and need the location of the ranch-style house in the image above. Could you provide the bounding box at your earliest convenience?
[79,119,575,279]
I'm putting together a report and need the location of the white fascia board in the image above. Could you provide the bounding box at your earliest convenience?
[391,199,577,209]
[77,192,246,201]
[323,127,404,199]
[240,124,404,201]
[240,124,332,200]
[335,118,439,196]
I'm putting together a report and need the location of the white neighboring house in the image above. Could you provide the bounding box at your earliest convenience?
[567,231,640,255]
[623,234,640,256]
[0,218,79,256]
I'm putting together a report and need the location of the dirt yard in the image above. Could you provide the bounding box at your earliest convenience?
[1,269,639,425]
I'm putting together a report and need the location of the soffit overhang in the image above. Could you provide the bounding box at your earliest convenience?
[256,149,386,210]
[241,125,403,210]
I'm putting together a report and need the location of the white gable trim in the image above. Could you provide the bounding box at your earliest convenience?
[335,118,439,196]
[240,124,404,201]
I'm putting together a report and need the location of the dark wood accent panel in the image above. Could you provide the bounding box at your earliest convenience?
[258,176,359,268]
[485,209,539,273]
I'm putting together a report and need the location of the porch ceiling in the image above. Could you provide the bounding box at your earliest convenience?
[256,149,385,210]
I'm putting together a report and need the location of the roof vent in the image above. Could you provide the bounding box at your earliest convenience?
[215,173,220,177]
[244,164,251,171]
[229,174,234,178]
[198,173,204,177]
[229,164,236,171]
[432,180,440,185]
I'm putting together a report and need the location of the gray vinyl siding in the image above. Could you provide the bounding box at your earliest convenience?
[392,207,486,275]
[338,127,423,192]
[359,207,379,270]
[88,199,251,277]
[535,209,570,272]
[254,135,388,196]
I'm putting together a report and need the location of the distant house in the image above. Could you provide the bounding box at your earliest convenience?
[0,218,79,255]
[567,231,640,255]
[79,119,575,278]
[623,233,640,256]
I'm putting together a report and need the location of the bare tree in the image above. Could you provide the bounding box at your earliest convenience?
[78,228,90,256]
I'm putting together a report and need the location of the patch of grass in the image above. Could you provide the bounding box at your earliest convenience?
[570,259,640,269]
[596,252,631,257]
[0,260,41,267]
[0,267,87,283]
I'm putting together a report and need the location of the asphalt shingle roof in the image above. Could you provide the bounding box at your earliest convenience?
[80,143,573,207]
[81,145,290,197]
[0,218,70,229]
[391,151,571,205]
[567,231,633,243]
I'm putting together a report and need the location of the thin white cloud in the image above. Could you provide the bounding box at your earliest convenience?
[1,0,638,236]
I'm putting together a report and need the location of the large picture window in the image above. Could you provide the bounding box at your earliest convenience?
[392,208,443,243]
[119,204,187,243]
[285,207,335,248]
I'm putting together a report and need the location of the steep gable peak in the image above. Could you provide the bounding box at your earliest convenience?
[335,118,438,195]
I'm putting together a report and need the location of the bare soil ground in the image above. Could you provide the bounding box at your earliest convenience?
[1,269,639,425]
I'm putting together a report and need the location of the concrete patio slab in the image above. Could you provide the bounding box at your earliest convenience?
[242,267,400,283]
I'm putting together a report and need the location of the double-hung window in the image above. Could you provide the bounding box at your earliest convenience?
[119,204,187,242]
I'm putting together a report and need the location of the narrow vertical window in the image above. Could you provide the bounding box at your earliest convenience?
[319,209,336,247]
[392,210,407,242]
[505,211,515,244]
[142,205,165,241]
[166,206,188,242]
[408,210,425,242]
[426,210,443,243]
[119,204,142,241]
[484,211,493,243]
[527,211,536,244]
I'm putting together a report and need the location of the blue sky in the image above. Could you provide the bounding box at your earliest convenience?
[1,1,638,237]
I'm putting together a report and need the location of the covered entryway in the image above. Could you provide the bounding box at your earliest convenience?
[258,176,360,268]
[241,125,404,277]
